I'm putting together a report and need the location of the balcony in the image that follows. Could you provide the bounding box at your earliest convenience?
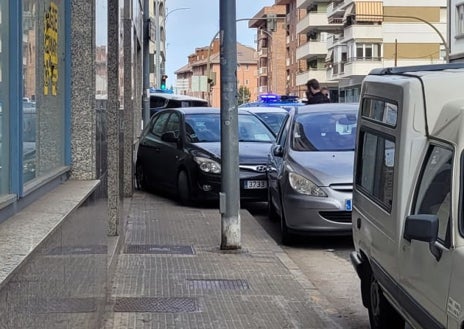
[327,0,352,23]
[296,41,327,60]
[297,0,333,9]
[259,66,268,76]
[327,57,383,80]
[258,85,269,93]
[297,12,343,35]
[296,69,329,86]
[258,48,268,58]
[342,24,382,42]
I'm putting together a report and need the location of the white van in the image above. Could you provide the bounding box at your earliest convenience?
[351,63,464,329]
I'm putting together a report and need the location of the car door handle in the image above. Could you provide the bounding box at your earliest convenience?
[154,148,160,153]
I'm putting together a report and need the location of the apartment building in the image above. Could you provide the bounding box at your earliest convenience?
[149,0,167,86]
[296,0,340,101]
[325,0,447,102]
[175,39,258,108]
[449,0,464,62]
[249,5,287,96]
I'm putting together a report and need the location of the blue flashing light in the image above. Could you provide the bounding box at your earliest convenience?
[259,93,281,103]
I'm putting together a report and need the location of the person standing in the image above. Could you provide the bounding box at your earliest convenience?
[305,79,330,104]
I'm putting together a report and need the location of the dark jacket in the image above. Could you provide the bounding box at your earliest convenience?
[305,92,330,105]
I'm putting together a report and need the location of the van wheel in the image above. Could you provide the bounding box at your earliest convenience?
[177,170,192,206]
[367,271,405,329]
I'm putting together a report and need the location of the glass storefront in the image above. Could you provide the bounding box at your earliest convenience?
[22,0,66,184]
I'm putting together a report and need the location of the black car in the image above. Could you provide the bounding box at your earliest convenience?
[135,107,275,204]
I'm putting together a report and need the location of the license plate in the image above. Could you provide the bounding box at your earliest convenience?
[244,180,267,189]
[345,199,352,211]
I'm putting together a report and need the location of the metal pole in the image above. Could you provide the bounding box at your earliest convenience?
[142,0,150,127]
[155,0,161,88]
[220,0,240,250]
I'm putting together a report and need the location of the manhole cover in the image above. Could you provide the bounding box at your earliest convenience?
[187,279,250,290]
[24,298,96,314]
[113,297,199,313]
[124,244,195,255]
[47,245,107,255]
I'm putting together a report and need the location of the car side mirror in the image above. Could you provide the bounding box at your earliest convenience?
[404,214,442,261]
[161,131,180,144]
[273,145,284,157]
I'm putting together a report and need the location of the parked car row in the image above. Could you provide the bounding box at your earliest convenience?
[135,103,358,244]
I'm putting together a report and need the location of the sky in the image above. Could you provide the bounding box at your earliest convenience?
[164,0,275,85]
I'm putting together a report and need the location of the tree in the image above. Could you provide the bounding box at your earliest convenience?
[237,86,251,105]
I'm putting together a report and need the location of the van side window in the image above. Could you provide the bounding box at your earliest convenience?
[362,98,398,127]
[356,130,395,211]
[413,146,452,245]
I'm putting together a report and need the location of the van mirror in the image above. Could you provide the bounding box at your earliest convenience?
[404,214,438,243]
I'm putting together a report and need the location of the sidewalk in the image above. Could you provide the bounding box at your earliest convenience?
[103,191,342,329]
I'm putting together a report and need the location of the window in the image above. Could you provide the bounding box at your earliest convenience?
[457,3,464,36]
[356,130,395,211]
[413,145,452,245]
[22,1,67,185]
[151,112,170,137]
[362,98,398,126]
[0,0,9,196]
[355,43,381,60]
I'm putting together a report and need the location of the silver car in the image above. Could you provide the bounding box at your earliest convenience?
[267,103,358,244]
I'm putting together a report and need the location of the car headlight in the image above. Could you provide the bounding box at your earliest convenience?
[194,156,221,174]
[288,172,327,197]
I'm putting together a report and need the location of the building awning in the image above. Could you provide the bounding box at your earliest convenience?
[355,1,383,22]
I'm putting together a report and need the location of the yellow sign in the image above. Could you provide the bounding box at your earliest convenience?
[44,2,58,96]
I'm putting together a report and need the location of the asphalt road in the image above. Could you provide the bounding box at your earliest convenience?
[244,202,371,329]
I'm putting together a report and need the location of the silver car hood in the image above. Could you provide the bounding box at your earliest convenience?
[287,150,354,186]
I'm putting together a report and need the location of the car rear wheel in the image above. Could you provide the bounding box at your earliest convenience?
[367,271,405,329]
[177,170,192,206]
[135,162,147,191]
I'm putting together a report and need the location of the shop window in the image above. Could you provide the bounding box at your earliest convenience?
[0,0,9,195]
[22,1,66,185]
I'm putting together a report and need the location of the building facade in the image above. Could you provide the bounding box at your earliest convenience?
[0,0,143,325]
[249,5,288,96]
[449,0,464,62]
[174,40,258,108]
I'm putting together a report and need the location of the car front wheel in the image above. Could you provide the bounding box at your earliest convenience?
[367,271,405,329]
[135,162,147,191]
[177,170,192,206]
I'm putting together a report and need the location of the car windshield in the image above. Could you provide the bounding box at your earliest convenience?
[185,113,275,143]
[254,112,288,135]
[291,111,357,151]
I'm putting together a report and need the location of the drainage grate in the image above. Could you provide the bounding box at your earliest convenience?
[124,244,195,255]
[113,297,199,313]
[47,245,107,255]
[25,298,96,314]
[187,279,250,290]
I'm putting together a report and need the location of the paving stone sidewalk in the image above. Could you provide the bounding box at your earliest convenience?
[103,191,342,329]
